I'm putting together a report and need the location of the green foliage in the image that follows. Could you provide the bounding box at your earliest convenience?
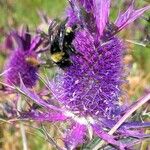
[133,46,150,73]
[0,0,67,29]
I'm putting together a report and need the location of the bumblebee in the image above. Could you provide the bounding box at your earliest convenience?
[48,19,78,68]
[25,56,40,67]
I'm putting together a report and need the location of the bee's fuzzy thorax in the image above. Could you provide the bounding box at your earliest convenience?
[50,52,65,62]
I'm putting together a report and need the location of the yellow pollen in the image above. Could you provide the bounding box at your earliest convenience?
[51,52,65,62]
[66,27,72,34]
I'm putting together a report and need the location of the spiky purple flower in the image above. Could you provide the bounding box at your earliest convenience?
[4,26,41,87]
[51,32,124,120]
[50,0,150,120]
[5,1,150,150]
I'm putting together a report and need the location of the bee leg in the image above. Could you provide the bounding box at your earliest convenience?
[58,19,69,50]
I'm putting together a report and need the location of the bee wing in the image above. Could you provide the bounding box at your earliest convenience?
[48,20,58,42]
[58,18,68,50]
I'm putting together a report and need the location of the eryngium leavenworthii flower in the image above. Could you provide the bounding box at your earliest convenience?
[4,26,41,87]
[51,0,150,119]
[49,0,150,147]
[16,1,150,149]
[51,32,123,119]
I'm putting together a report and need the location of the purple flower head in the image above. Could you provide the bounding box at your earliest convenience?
[48,0,149,148]
[52,0,150,119]
[4,26,42,87]
[51,31,124,119]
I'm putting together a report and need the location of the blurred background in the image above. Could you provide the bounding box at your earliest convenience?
[0,0,150,150]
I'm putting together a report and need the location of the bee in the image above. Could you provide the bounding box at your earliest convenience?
[48,18,79,68]
[25,56,40,67]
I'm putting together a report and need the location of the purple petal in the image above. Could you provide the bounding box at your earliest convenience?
[64,123,86,149]
[21,25,31,50]
[101,119,150,139]
[79,0,93,12]
[11,31,24,50]
[101,92,150,137]
[66,7,80,27]
[93,124,126,150]
[122,122,150,129]
[102,119,150,130]
[29,36,42,51]
[20,111,67,122]
[67,0,83,26]
[19,79,63,112]
[115,2,150,31]
[5,34,14,50]
[120,129,150,139]
[93,0,111,37]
